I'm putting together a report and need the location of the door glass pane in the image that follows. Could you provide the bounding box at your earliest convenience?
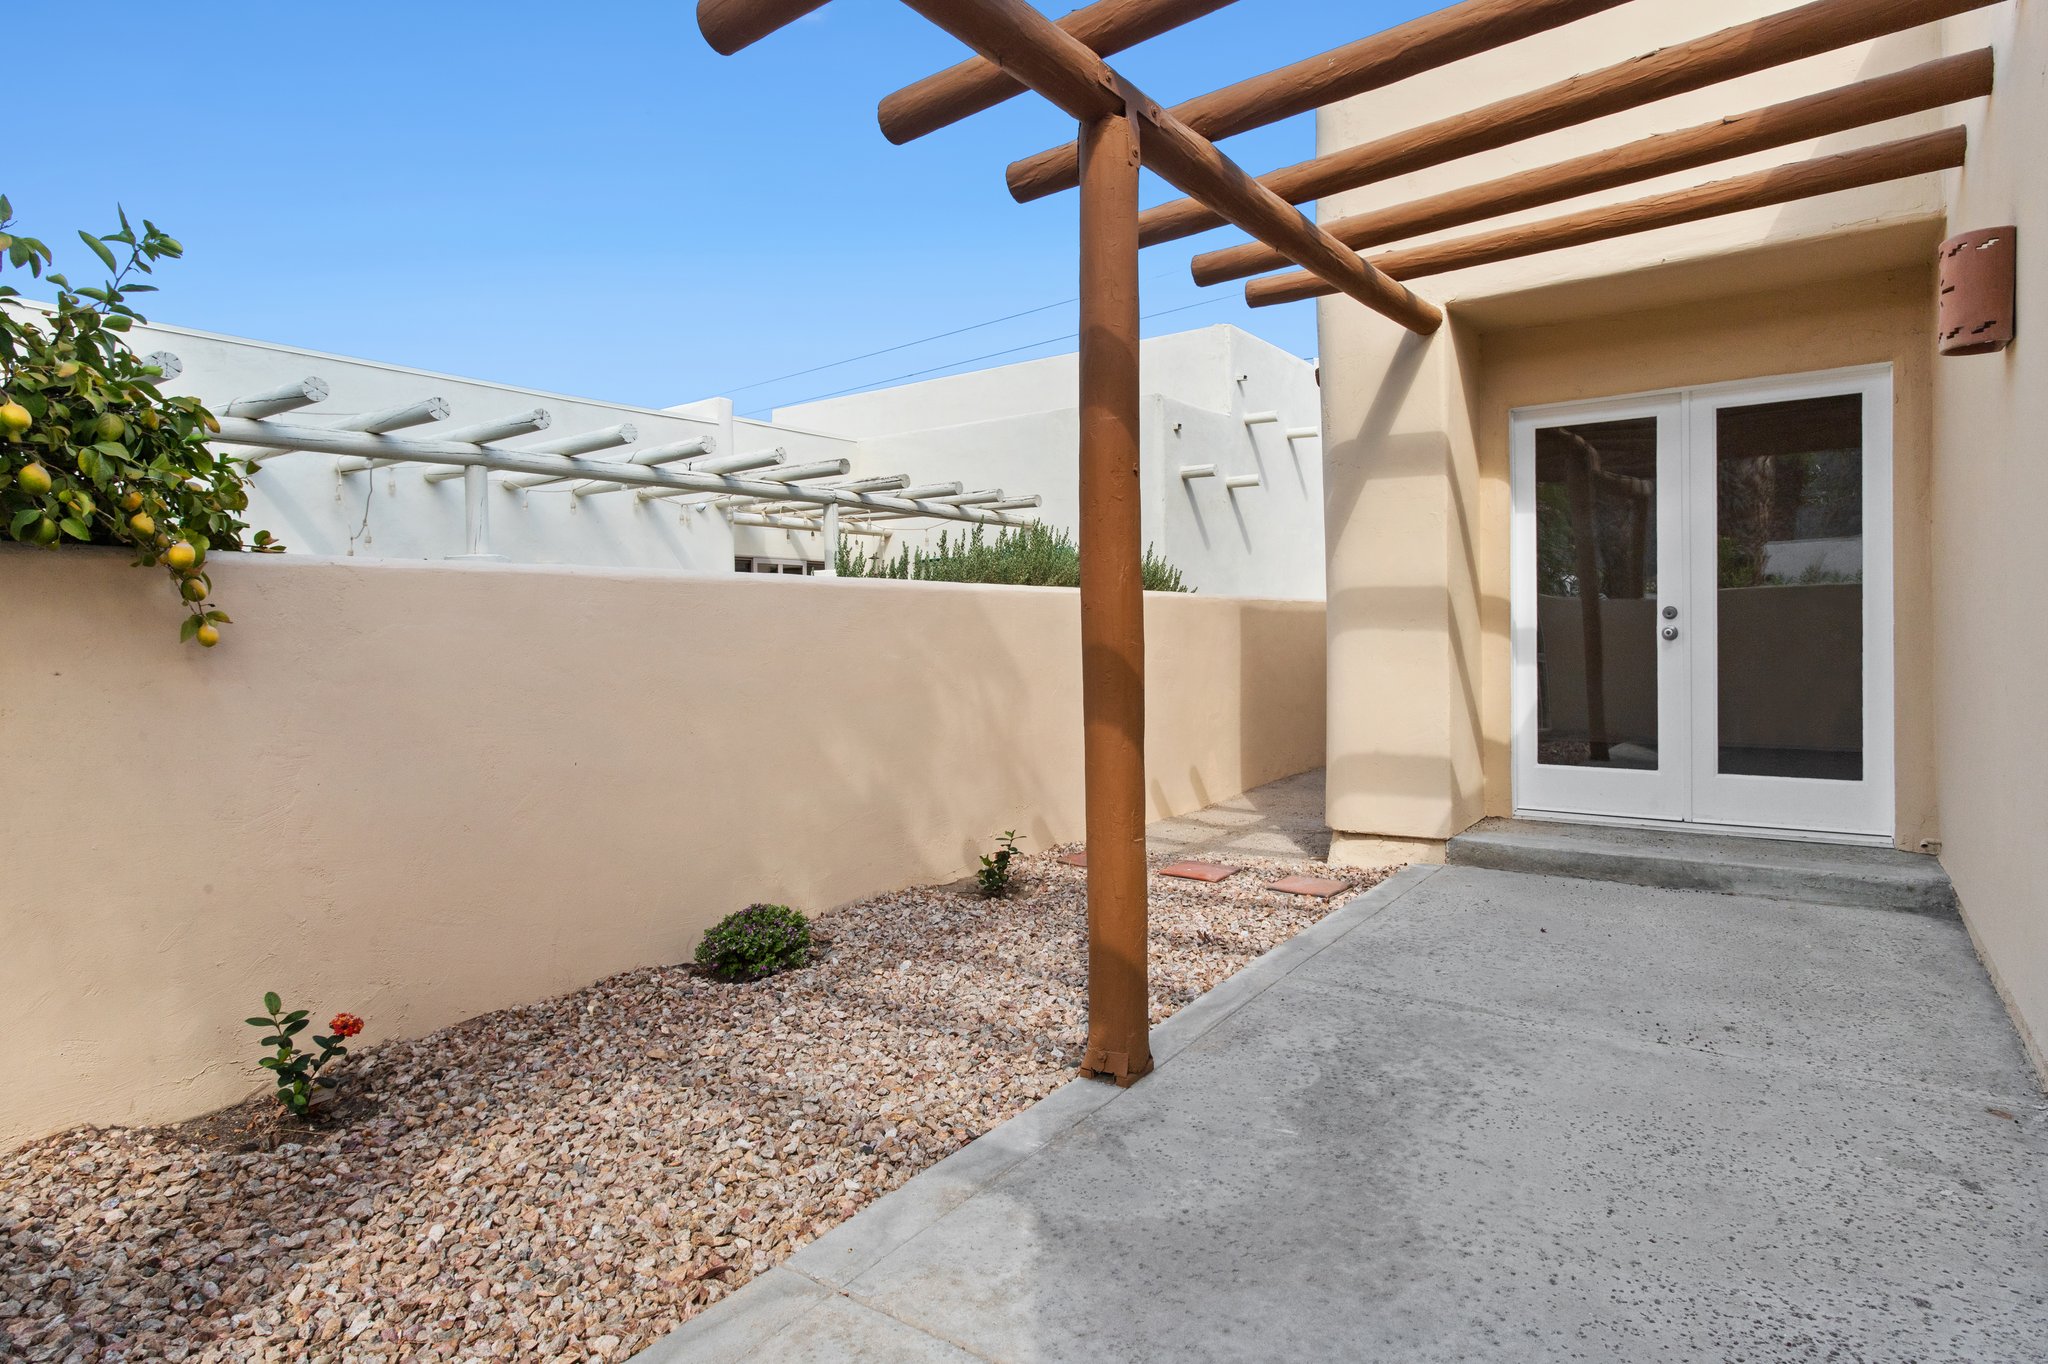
[1533,418,1659,769]
[1714,394,1863,780]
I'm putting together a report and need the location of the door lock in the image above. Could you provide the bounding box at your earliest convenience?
[1661,605,1679,619]
[1662,626,1680,641]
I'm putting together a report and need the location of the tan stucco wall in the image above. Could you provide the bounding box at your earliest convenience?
[1474,266,1941,848]
[0,550,1326,1148]
[1929,1,2048,1073]
[1321,262,1937,848]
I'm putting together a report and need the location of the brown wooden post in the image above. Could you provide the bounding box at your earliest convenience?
[1076,108,1152,1087]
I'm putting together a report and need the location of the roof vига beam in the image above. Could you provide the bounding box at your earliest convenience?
[893,0,1441,332]
[1140,0,2007,246]
[879,0,1240,144]
[1005,0,1635,202]
[1245,126,1969,305]
[1194,48,1995,286]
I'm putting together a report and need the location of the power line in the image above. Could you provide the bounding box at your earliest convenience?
[715,265,1192,402]
[742,296,1232,416]
[714,295,1079,397]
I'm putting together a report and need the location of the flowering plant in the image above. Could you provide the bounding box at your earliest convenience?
[245,992,366,1117]
[694,903,812,982]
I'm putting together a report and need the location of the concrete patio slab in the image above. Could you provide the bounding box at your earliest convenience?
[637,860,2046,1363]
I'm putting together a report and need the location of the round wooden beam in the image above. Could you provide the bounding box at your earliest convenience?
[897,0,1440,332]
[1006,0,1634,202]
[878,0,1238,145]
[1195,48,1995,286]
[697,0,830,55]
[1143,0,2005,246]
[1244,126,1969,306]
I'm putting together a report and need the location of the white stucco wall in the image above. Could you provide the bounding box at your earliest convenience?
[119,318,743,572]
[99,319,1325,597]
[768,326,1326,598]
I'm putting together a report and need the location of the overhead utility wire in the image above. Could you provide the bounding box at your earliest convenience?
[744,296,1231,416]
[717,266,1190,400]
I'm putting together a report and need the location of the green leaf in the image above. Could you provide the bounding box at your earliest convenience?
[283,1010,309,1022]
[9,508,39,535]
[59,517,89,541]
[263,991,281,1014]
[77,231,118,275]
[244,1016,272,1026]
[284,1018,308,1035]
[182,616,202,644]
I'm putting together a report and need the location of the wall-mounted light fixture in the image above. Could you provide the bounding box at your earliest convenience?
[1938,226,2017,356]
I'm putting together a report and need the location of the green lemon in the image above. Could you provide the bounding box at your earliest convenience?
[18,462,52,496]
[93,413,126,443]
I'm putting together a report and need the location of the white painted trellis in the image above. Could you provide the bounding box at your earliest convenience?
[202,369,1042,572]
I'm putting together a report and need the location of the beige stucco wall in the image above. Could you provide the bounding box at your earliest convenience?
[1474,265,1941,848]
[1321,261,1938,848]
[1929,1,2047,1073]
[1314,0,2043,1074]
[0,550,1326,1148]
[1314,0,1972,847]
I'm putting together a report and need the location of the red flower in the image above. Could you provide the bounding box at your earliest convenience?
[328,1013,364,1039]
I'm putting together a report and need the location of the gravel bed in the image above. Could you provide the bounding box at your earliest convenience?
[1,850,1388,1362]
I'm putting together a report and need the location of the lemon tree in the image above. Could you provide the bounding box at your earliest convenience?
[1,197,279,645]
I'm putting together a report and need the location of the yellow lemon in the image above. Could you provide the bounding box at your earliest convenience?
[179,576,208,603]
[165,541,198,572]
[0,401,30,436]
[128,512,155,538]
[195,624,220,648]
[18,462,52,496]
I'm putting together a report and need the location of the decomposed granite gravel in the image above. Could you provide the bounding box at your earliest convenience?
[1,850,1388,1363]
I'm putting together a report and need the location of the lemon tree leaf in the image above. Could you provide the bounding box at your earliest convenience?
[77,231,118,274]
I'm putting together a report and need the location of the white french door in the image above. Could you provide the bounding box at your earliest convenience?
[1510,367,1894,839]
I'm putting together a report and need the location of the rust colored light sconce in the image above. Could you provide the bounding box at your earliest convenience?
[1938,226,2017,355]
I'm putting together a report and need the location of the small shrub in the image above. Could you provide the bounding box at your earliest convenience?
[977,829,1023,899]
[245,992,365,1118]
[695,903,812,982]
[835,523,1190,592]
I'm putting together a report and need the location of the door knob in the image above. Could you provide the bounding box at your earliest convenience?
[1662,626,1680,641]
[1661,605,1678,620]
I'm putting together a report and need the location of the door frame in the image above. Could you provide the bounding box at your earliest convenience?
[1508,393,1689,824]
[1508,364,1895,842]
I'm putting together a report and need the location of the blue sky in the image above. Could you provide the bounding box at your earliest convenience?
[11,1,1429,415]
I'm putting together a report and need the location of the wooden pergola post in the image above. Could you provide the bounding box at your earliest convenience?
[1076,108,1151,1086]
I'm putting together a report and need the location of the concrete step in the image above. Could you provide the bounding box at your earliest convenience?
[1447,818,1957,916]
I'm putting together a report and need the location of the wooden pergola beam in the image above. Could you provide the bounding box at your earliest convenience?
[1245,126,1968,306]
[898,0,1441,332]
[696,0,832,55]
[1195,48,1995,287]
[1142,0,2005,246]
[1007,0,1633,203]
[879,0,1239,145]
